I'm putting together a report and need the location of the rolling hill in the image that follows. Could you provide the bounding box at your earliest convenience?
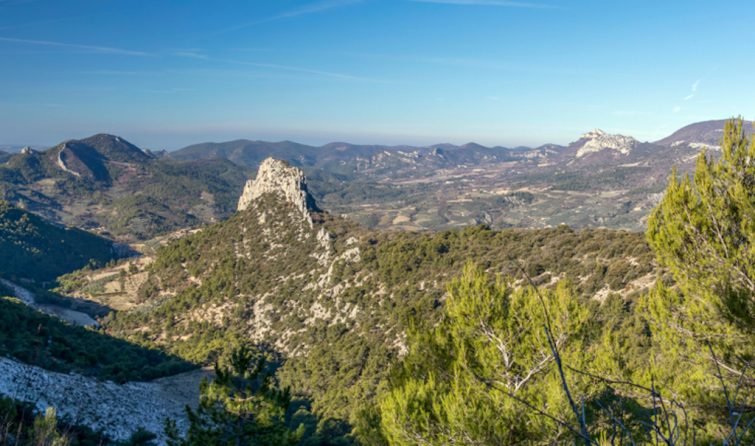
[655,119,754,148]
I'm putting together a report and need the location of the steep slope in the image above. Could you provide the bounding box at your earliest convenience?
[0,201,117,283]
[0,134,249,240]
[103,158,656,426]
[0,203,197,442]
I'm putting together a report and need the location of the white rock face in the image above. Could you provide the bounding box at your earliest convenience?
[575,129,637,158]
[671,140,721,151]
[56,144,82,177]
[237,158,318,220]
[0,357,206,444]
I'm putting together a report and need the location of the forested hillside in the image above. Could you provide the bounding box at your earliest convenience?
[99,121,754,445]
[97,158,656,443]
[0,201,116,283]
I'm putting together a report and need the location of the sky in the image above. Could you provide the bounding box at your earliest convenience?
[0,0,754,149]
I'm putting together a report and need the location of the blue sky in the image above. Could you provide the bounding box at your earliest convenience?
[0,0,753,149]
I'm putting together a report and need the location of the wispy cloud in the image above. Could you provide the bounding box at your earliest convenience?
[673,78,702,114]
[342,51,581,75]
[683,79,700,101]
[409,0,555,9]
[173,49,208,60]
[215,58,377,81]
[0,36,150,56]
[144,50,379,82]
[266,0,363,20]
[215,0,363,35]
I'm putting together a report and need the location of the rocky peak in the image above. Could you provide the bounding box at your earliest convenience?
[575,129,637,158]
[237,157,319,219]
[20,146,34,155]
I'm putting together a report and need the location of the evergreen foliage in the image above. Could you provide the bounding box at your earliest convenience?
[642,118,755,442]
[0,297,192,382]
[377,119,755,444]
[167,345,304,446]
[647,118,755,329]
[380,264,595,444]
[0,202,116,283]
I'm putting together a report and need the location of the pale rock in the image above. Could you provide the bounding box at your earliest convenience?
[237,158,319,224]
[575,129,637,158]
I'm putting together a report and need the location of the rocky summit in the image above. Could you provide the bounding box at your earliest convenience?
[575,129,638,158]
[237,157,319,219]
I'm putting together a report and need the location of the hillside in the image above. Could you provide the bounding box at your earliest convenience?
[100,158,656,429]
[655,118,754,148]
[0,134,249,241]
[0,201,117,283]
[0,202,196,443]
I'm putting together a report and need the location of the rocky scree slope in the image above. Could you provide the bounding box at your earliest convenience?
[103,157,658,425]
[0,356,202,444]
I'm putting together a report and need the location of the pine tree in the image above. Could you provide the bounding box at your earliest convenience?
[644,118,755,443]
[379,263,594,445]
[647,118,755,329]
[168,345,304,446]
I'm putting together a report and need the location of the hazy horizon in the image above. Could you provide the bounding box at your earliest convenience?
[0,115,743,152]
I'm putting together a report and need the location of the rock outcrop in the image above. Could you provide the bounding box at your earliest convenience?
[237,158,319,220]
[575,129,637,158]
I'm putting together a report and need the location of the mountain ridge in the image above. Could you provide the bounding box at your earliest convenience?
[654,118,754,148]
[0,134,250,241]
[0,119,744,239]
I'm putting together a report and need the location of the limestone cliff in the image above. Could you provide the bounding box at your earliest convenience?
[237,158,319,222]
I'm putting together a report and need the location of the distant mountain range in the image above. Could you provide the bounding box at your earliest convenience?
[170,119,747,172]
[0,119,748,239]
[166,119,749,231]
